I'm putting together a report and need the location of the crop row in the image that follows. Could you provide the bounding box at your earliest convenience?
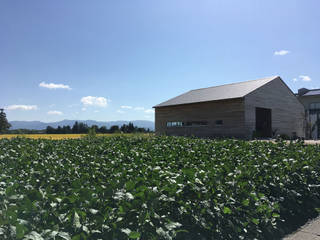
[0,136,320,239]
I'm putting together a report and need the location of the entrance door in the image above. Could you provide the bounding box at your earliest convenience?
[255,107,272,138]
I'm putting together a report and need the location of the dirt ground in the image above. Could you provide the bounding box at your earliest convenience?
[303,140,320,145]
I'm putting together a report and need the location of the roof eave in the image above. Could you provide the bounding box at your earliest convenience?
[153,97,244,108]
[298,94,320,97]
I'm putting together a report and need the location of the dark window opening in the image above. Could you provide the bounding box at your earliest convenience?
[185,121,208,126]
[215,120,223,125]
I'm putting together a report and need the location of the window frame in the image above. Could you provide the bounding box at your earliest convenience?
[215,120,223,126]
[166,121,208,128]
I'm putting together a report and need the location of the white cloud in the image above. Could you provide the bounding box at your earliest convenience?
[47,110,63,115]
[299,75,311,82]
[274,50,290,56]
[5,105,38,111]
[144,109,155,114]
[94,110,100,113]
[121,105,132,109]
[134,107,144,111]
[293,78,298,82]
[82,107,87,111]
[117,110,125,114]
[144,115,152,119]
[81,96,108,107]
[39,82,71,90]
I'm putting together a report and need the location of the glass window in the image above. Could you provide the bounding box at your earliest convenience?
[167,121,207,127]
[310,103,320,109]
[167,122,183,127]
[215,120,223,125]
[185,121,208,126]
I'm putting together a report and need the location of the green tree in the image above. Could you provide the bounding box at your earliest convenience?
[128,122,135,133]
[46,126,55,134]
[78,122,89,133]
[109,125,119,133]
[0,109,11,133]
[72,121,79,133]
[99,126,108,133]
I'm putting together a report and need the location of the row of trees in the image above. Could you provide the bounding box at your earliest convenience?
[46,121,151,134]
[0,109,151,134]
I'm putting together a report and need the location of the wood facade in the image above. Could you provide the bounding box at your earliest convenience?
[244,77,305,138]
[155,77,305,139]
[155,98,246,138]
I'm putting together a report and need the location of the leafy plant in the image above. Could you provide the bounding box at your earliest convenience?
[0,136,319,239]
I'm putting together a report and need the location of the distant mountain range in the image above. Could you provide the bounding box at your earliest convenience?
[9,120,155,131]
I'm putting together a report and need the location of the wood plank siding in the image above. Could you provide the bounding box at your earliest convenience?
[154,77,305,139]
[155,98,246,138]
[244,77,305,138]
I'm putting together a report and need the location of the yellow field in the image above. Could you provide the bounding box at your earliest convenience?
[0,133,151,140]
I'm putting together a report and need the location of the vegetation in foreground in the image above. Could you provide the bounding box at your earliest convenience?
[0,136,320,239]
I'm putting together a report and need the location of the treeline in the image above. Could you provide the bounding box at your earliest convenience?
[46,121,151,134]
[7,129,45,134]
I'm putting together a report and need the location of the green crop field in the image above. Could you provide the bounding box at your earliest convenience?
[0,136,320,239]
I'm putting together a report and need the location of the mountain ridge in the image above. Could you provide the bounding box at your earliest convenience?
[9,119,155,131]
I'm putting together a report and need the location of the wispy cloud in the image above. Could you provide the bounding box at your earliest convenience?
[81,96,108,107]
[47,110,63,115]
[117,110,125,114]
[299,75,311,82]
[39,82,71,90]
[144,109,154,114]
[121,105,132,109]
[5,105,37,111]
[293,78,298,82]
[134,107,144,111]
[274,50,290,56]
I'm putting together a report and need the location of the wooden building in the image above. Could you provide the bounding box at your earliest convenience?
[297,88,320,139]
[153,76,305,139]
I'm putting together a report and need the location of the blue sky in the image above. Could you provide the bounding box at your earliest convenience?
[1,0,319,122]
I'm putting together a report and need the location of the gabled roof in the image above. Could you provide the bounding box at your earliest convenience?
[154,76,279,108]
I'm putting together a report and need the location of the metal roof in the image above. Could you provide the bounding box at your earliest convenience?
[302,89,320,96]
[154,76,279,108]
